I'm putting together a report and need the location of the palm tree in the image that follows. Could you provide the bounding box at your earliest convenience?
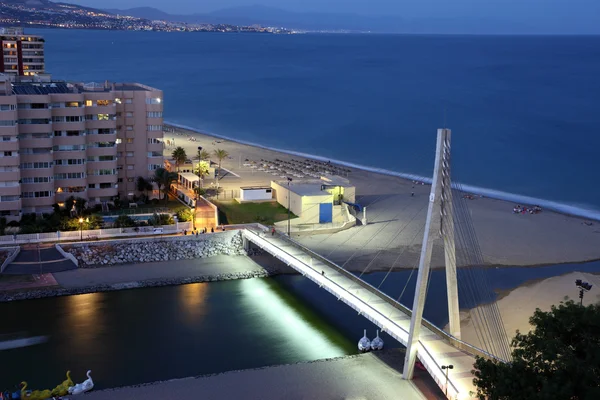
[171,146,187,173]
[213,148,229,188]
[153,167,178,204]
[136,176,153,200]
[197,149,210,162]
[194,161,210,188]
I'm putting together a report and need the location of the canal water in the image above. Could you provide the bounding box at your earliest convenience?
[1,261,599,391]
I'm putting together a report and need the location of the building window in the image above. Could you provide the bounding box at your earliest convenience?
[0,104,16,111]
[85,100,93,106]
[147,125,163,131]
[127,178,134,182]
[145,98,161,105]
[126,152,134,157]
[147,111,162,118]
[66,101,81,108]
[126,112,133,117]
[127,165,134,170]
[117,178,123,183]
[126,126,133,131]
[3,151,13,157]
[126,138,133,144]
[114,98,122,104]
[125,99,133,104]
[97,100,111,106]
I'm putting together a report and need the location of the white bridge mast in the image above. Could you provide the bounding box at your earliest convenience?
[403,128,460,380]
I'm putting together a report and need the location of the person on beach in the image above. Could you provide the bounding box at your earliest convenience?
[211,227,214,233]
[271,227,276,236]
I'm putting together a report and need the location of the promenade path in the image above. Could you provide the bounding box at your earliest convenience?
[242,226,478,400]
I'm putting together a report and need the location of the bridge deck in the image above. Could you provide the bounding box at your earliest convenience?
[243,228,477,400]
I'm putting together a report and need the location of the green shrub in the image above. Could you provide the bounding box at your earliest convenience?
[148,213,175,226]
[176,209,193,222]
[113,215,136,228]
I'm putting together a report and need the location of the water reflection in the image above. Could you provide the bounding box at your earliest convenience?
[178,283,208,324]
[239,278,348,360]
[64,293,104,350]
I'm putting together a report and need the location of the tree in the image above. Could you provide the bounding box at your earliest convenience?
[176,208,193,222]
[136,176,153,199]
[197,149,210,162]
[194,187,206,197]
[472,300,600,400]
[194,161,210,188]
[213,148,229,188]
[153,168,178,204]
[148,213,174,226]
[113,215,136,228]
[171,146,187,173]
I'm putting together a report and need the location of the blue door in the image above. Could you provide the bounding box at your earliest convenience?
[319,203,333,223]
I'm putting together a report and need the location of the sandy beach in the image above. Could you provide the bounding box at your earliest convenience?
[164,124,600,271]
[84,351,443,400]
[457,271,600,351]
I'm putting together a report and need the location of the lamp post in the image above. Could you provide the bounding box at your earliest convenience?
[287,177,293,237]
[575,279,593,305]
[441,364,454,397]
[78,217,84,241]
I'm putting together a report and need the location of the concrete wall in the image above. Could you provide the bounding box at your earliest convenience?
[240,188,272,201]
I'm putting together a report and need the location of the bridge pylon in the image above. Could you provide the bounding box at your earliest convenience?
[403,128,460,380]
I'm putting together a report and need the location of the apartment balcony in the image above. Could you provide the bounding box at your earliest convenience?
[53,149,86,159]
[17,123,52,135]
[0,200,21,212]
[54,178,88,189]
[85,160,117,170]
[86,133,117,144]
[22,196,55,208]
[54,135,86,146]
[0,156,20,167]
[51,107,85,117]
[147,143,163,153]
[0,170,20,181]
[124,117,135,126]
[146,130,164,140]
[86,146,117,158]
[146,117,162,125]
[88,187,118,198]
[56,191,88,203]
[0,140,19,152]
[85,119,117,130]
[52,122,85,132]
[145,104,163,113]
[85,105,116,115]
[17,108,51,119]
[18,137,53,148]
[0,185,21,197]
[87,174,118,185]
[22,181,53,192]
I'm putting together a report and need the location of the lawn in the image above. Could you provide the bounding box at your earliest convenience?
[107,197,189,216]
[215,201,297,226]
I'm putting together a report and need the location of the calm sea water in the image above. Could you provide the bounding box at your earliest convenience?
[2,262,599,390]
[35,29,600,217]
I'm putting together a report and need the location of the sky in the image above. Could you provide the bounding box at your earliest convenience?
[65,0,600,32]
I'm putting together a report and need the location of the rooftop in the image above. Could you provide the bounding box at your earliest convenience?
[287,183,330,197]
[12,82,71,95]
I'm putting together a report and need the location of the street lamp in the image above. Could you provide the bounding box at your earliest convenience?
[78,217,84,241]
[78,217,89,241]
[287,177,293,237]
[576,279,593,305]
[441,364,454,397]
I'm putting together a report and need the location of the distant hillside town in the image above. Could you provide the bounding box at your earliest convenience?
[0,0,294,33]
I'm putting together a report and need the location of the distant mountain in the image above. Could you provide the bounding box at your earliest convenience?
[104,6,173,21]
[103,5,539,34]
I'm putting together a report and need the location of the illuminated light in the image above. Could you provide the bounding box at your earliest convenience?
[243,229,472,400]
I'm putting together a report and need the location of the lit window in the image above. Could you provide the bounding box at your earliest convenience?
[97,100,110,106]
[85,100,93,106]
[126,138,133,144]
[114,98,122,104]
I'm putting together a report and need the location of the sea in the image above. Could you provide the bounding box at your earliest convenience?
[35,29,600,219]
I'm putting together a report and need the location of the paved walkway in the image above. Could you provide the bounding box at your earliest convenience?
[243,227,477,400]
[53,255,268,289]
[3,246,76,275]
[84,353,437,400]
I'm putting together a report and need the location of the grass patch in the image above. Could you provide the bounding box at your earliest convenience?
[215,201,297,225]
[107,198,188,216]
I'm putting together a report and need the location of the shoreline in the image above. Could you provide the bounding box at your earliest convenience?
[165,121,600,222]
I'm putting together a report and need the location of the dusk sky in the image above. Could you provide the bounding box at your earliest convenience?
[65,0,600,19]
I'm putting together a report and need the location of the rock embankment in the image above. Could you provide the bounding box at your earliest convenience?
[65,231,245,267]
[0,269,275,303]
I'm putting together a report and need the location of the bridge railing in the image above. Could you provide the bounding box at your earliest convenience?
[271,230,502,363]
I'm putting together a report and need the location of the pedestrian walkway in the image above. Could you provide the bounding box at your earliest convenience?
[3,245,76,274]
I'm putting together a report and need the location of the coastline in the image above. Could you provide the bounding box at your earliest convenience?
[165,122,600,269]
[165,121,600,222]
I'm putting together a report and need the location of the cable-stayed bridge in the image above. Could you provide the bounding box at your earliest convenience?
[242,129,511,400]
